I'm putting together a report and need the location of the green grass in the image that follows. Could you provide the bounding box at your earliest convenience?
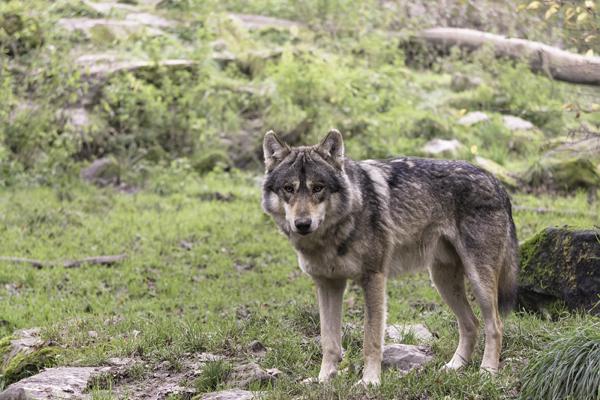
[0,170,598,398]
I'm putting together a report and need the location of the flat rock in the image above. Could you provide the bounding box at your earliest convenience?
[386,323,433,343]
[0,367,99,400]
[226,362,277,389]
[58,18,167,37]
[382,344,433,375]
[502,115,535,131]
[80,157,120,186]
[83,1,139,13]
[2,329,44,366]
[201,389,261,400]
[422,138,464,157]
[458,111,489,126]
[228,13,304,30]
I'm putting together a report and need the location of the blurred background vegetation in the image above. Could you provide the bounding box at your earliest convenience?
[0,0,598,193]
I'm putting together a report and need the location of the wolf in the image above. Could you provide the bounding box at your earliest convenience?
[261,129,519,385]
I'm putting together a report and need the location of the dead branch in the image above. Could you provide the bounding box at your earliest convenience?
[0,254,127,268]
[417,27,600,86]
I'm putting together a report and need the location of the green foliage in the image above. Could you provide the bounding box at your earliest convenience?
[0,1,44,57]
[520,322,600,400]
[194,360,232,393]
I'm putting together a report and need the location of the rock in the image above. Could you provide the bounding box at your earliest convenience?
[386,324,433,343]
[0,367,99,400]
[201,389,261,400]
[83,0,139,13]
[450,73,483,92]
[473,156,518,189]
[382,344,433,375]
[226,362,277,389]
[458,111,490,126]
[228,13,304,30]
[524,136,600,191]
[518,227,600,314]
[422,138,464,157]
[58,18,167,39]
[248,340,267,357]
[80,157,121,186]
[0,329,58,386]
[502,115,535,131]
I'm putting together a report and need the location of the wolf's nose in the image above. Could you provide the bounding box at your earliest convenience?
[294,218,312,234]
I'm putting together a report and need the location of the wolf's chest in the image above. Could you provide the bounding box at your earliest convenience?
[296,246,364,280]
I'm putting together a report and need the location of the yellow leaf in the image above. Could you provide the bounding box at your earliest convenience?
[585,0,595,9]
[591,103,600,111]
[470,145,478,155]
[527,1,541,10]
[459,109,468,116]
[565,7,575,19]
[585,49,595,56]
[585,34,596,43]
[577,11,588,23]
[545,5,559,19]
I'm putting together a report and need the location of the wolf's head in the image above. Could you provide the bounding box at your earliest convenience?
[261,129,351,237]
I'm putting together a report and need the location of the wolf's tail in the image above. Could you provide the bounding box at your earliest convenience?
[498,207,519,316]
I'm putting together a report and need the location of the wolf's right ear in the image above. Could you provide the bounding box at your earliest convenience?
[263,131,290,172]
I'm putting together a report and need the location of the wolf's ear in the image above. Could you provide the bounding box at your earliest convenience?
[317,129,344,169]
[263,131,290,172]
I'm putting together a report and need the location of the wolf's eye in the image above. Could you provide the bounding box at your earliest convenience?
[312,184,324,193]
[283,185,295,193]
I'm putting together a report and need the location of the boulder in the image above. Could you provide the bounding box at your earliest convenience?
[0,329,58,386]
[57,18,167,40]
[80,157,121,186]
[386,324,433,343]
[457,111,489,126]
[473,156,518,189]
[502,115,535,131]
[382,344,433,375]
[524,136,600,191]
[0,367,99,400]
[518,227,600,314]
[422,139,464,158]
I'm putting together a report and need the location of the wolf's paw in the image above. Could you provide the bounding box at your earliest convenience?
[354,377,380,388]
[441,354,468,371]
[479,365,498,375]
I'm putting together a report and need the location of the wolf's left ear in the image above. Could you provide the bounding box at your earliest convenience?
[263,130,290,172]
[317,129,344,169]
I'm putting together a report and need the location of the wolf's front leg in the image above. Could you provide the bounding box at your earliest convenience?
[360,272,386,386]
[314,277,346,382]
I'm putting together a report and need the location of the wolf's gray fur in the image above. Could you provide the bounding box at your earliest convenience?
[262,129,519,385]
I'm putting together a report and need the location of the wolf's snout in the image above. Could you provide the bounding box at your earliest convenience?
[294,218,312,234]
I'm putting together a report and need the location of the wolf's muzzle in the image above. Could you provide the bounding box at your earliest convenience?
[294,218,312,235]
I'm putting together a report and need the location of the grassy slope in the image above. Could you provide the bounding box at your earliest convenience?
[0,171,598,399]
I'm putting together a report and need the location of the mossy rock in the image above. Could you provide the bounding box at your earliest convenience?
[518,227,600,314]
[0,330,58,386]
[473,156,518,190]
[525,155,600,192]
[0,10,44,56]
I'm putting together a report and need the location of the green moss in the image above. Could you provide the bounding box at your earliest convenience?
[1,346,58,385]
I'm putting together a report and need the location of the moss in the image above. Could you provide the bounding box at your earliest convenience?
[1,346,59,385]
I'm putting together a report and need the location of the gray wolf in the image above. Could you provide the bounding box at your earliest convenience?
[261,129,519,385]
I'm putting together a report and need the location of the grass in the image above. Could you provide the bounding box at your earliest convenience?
[0,170,598,398]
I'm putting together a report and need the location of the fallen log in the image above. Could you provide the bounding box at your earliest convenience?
[0,254,127,268]
[417,27,600,86]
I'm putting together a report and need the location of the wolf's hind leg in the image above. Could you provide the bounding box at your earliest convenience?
[314,277,346,382]
[430,260,479,370]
